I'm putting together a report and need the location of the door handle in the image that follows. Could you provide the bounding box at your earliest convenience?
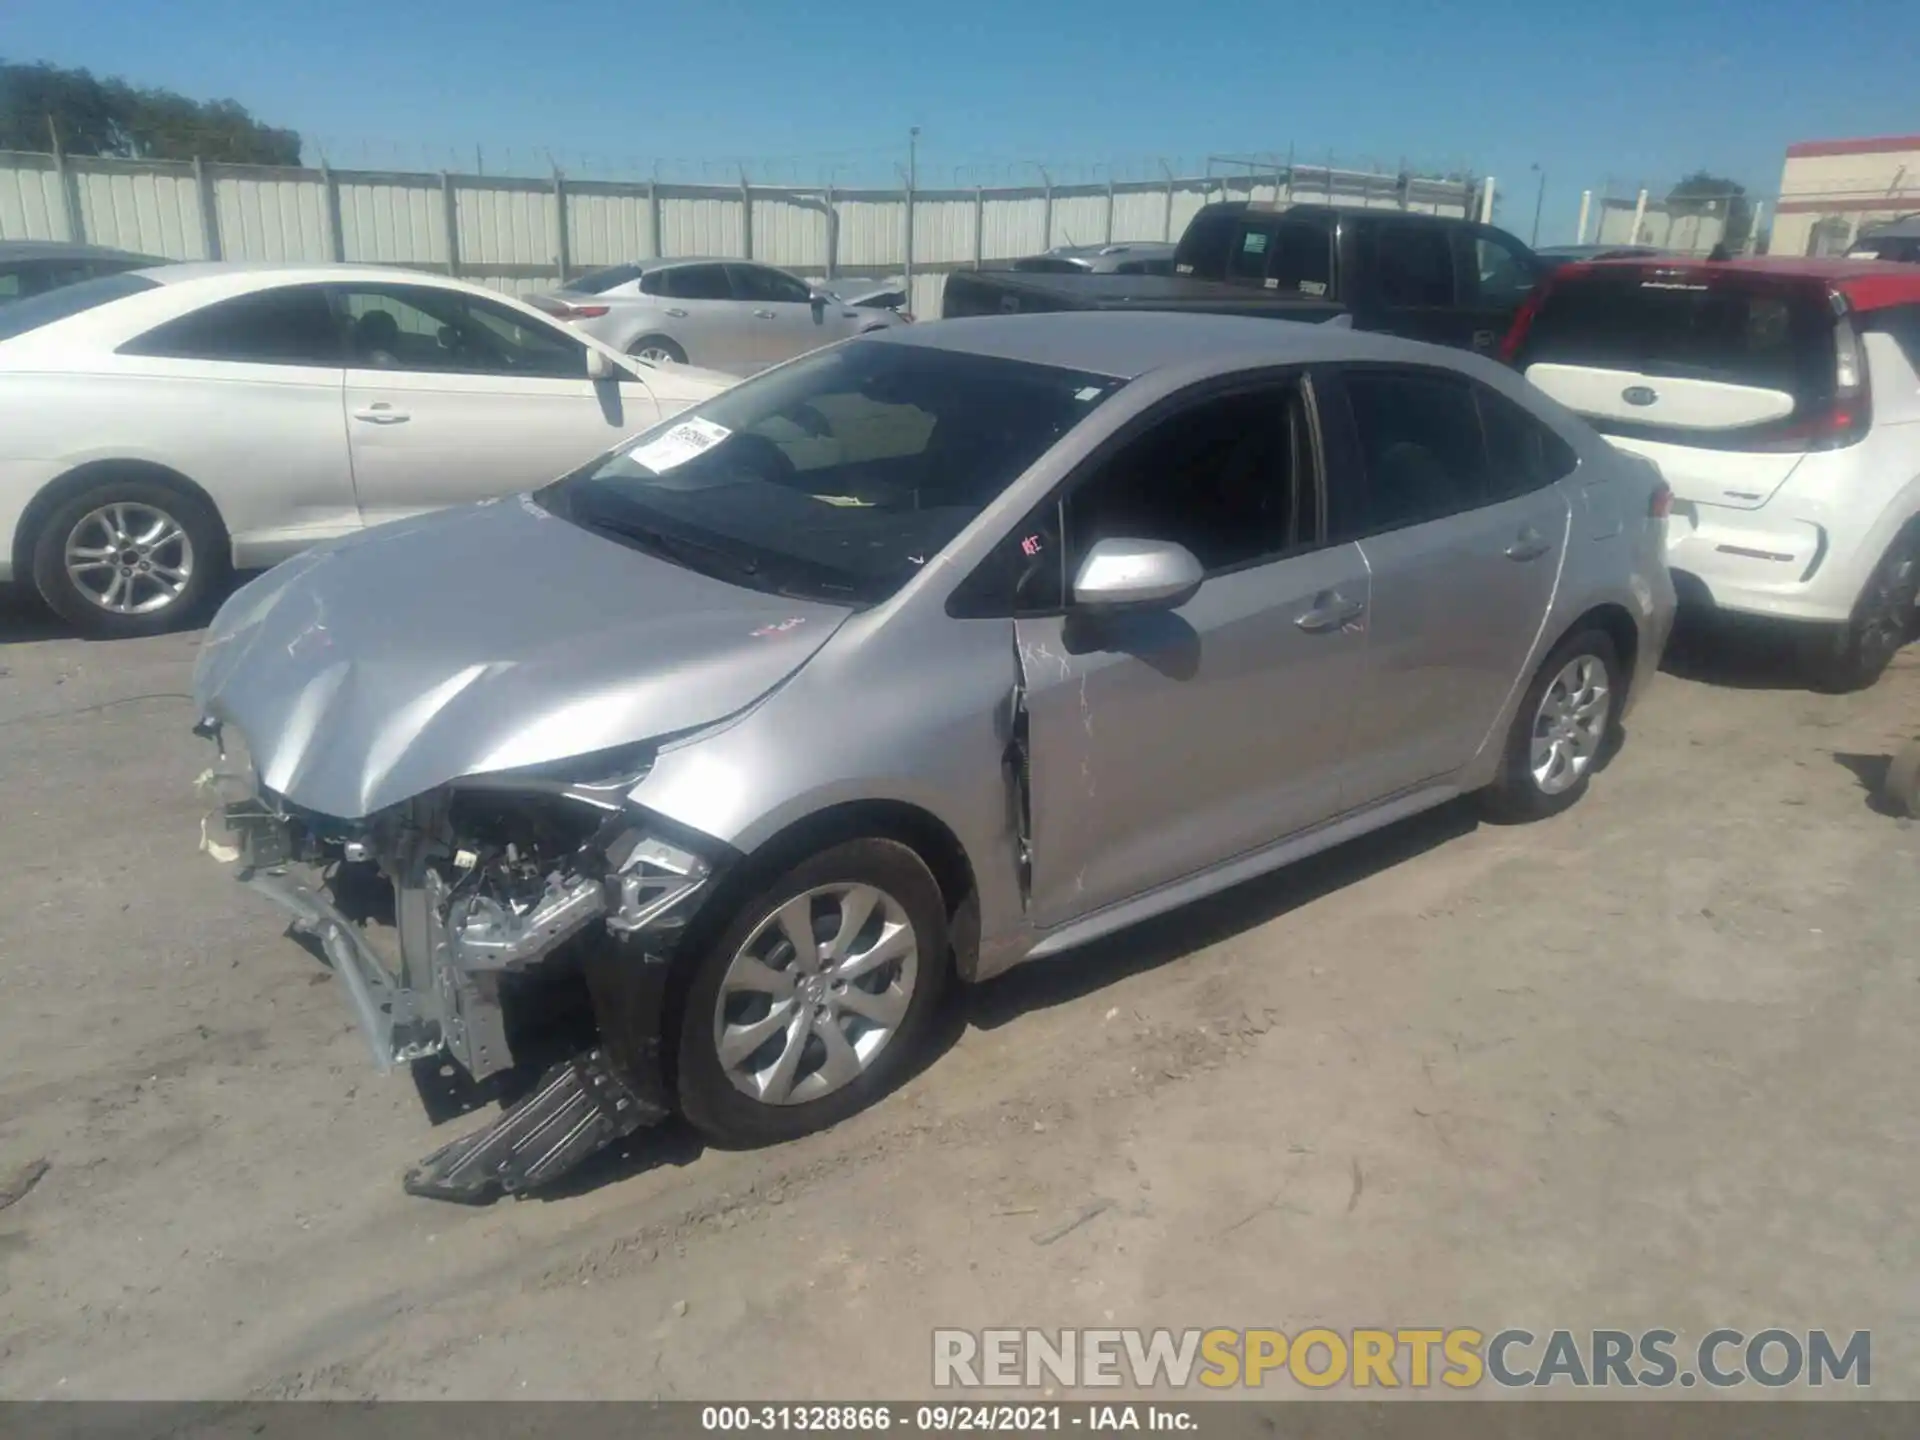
[1504,527,1551,562]
[1294,592,1366,633]
[664,307,688,318]
[351,404,410,425]
[752,309,777,319]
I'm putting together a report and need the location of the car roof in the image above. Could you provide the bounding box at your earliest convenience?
[1569,254,1920,312]
[868,309,1487,381]
[0,239,160,263]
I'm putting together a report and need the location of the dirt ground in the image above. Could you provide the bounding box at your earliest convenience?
[0,591,1916,1401]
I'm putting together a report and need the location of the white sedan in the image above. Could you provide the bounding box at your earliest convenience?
[0,263,734,636]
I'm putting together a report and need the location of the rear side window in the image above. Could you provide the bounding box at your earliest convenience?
[657,264,733,301]
[1477,386,1578,498]
[120,285,343,365]
[1517,272,1834,399]
[0,271,160,341]
[1358,221,1456,307]
[1173,208,1240,277]
[1339,368,1489,534]
[1265,222,1333,297]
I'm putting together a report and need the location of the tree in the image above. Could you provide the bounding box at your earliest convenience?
[0,59,300,165]
[1666,171,1753,253]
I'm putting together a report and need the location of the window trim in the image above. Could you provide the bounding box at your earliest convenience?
[946,366,1331,620]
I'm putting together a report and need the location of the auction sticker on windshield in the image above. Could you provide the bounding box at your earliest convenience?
[627,416,732,472]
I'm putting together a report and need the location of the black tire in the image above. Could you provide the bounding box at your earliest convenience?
[1481,627,1623,823]
[30,473,227,638]
[676,838,949,1147]
[1798,528,1919,693]
[1885,741,1920,819]
[627,335,687,364]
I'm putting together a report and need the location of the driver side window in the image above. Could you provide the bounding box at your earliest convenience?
[336,285,589,379]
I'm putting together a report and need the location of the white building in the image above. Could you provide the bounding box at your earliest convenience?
[1773,134,1920,257]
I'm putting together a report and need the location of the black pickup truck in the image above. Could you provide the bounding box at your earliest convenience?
[944,201,1545,355]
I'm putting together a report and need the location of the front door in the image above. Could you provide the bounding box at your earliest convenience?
[1325,366,1572,803]
[653,262,759,372]
[336,282,661,527]
[726,264,835,368]
[1010,377,1373,929]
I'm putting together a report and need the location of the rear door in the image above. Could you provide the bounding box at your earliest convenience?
[1326,365,1571,802]
[1459,226,1542,356]
[1345,215,1466,347]
[338,282,660,526]
[1514,269,1836,510]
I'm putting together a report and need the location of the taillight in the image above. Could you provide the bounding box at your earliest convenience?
[1649,480,1673,519]
[530,298,608,321]
[564,304,609,319]
[1500,287,1543,365]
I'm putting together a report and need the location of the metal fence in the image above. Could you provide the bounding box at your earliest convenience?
[0,149,1478,317]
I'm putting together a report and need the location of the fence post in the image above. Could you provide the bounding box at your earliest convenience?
[1575,189,1592,246]
[193,156,222,261]
[1478,176,1496,224]
[1105,176,1115,244]
[974,186,985,269]
[1747,199,1767,255]
[48,123,84,244]
[1161,162,1175,242]
[903,173,915,301]
[441,171,460,276]
[1041,172,1053,250]
[740,170,753,260]
[551,165,571,284]
[649,179,663,259]
[321,163,345,261]
[1630,188,1649,245]
[824,183,837,281]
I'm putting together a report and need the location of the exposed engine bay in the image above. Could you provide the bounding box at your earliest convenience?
[196,727,725,1201]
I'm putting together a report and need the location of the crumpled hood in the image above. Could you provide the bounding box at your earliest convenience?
[193,495,851,820]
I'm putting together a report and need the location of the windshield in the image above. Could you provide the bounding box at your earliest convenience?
[541,339,1124,604]
[0,270,161,342]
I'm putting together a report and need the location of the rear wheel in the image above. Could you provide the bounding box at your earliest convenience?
[1800,529,1919,693]
[1481,628,1622,822]
[30,473,227,638]
[675,838,948,1147]
[627,335,687,365]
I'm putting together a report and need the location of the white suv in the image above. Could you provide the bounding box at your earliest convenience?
[1506,257,1920,689]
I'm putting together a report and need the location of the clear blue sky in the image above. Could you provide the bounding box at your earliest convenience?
[8,0,1918,244]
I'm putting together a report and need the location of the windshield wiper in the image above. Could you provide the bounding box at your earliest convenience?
[588,515,761,580]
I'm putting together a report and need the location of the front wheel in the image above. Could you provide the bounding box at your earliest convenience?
[1481,628,1622,822]
[30,474,228,638]
[676,838,949,1147]
[627,335,687,365]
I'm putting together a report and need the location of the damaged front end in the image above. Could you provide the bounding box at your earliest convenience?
[197,722,727,1202]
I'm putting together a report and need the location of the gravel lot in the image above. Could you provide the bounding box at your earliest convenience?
[1,590,1916,1400]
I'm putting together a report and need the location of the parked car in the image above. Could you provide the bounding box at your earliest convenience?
[1505,254,1920,689]
[949,202,1544,354]
[192,312,1674,1198]
[1008,242,1178,276]
[0,263,733,637]
[528,258,908,374]
[942,268,1346,323]
[1847,215,1920,264]
[0,240,164,305]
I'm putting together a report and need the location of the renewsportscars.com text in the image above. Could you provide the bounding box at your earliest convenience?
[932,1327,1871,1390]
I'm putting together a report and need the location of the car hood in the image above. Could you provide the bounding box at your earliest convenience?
[192,496,852,821]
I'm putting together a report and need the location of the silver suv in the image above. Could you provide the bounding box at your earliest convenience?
[194,314,1674,1198]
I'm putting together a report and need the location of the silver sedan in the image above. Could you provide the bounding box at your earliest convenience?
[193,314,1674,1197]
[529,258,907,375]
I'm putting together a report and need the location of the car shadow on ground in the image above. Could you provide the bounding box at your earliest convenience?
[0,585,67,645]
[962,797,1481,1032]
[1832,751,1908,819]
[1660,608,1817,692]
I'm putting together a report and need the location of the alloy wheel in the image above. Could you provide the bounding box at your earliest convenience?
[1855,542,1919,673]
[63,502,195,616]
[713,883,919,1106]
[1530,654,1611,795]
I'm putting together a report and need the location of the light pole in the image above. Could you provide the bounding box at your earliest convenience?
[1530,163,1546,246]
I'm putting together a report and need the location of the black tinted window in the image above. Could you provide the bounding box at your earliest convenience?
[1472,234,1537,306]
[338,286,588,378]
[0,271,159,339]
[1341,370,1488,533]
[1477,386,1577,498]
[1266,222,1333,296]
[1173,209,1239,276]
[660,264,733,301]
[122,285,342,365]
[561,264,643,294]
[1362,222,1456,307]
[1068,385,1315,577]
[729,265,812,304]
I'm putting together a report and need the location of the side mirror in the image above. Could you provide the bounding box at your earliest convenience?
[1070,537,1203,614]
[585,347,616,381]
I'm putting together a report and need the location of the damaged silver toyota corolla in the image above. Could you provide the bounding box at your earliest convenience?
[193,314,1674,1199]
